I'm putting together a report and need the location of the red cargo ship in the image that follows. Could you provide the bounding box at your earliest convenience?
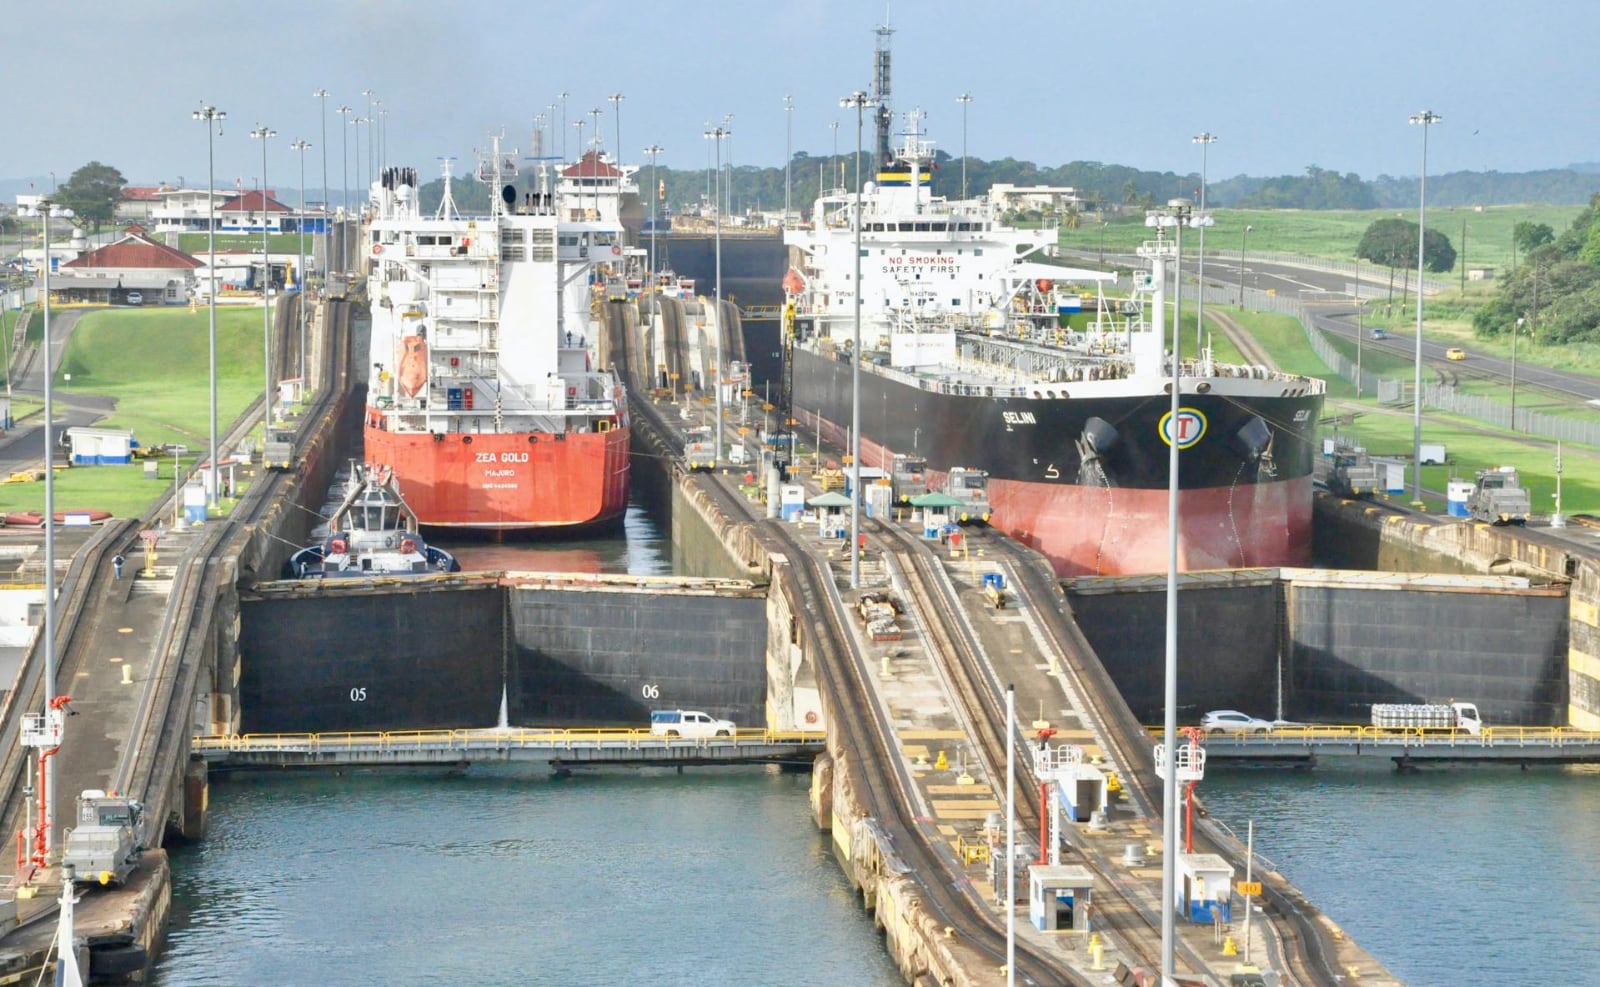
[363,145,630,532]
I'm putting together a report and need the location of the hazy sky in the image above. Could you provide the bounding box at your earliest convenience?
[7,0,1597,194]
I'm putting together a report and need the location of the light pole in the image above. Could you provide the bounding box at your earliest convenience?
[784,95,795,220]
[558,92,570,163]
[1144,195,1192,987]
[20,196,72,856]
[828,120,839,200]
[1409,109,1441,508]
[193,102,225,508]
[704,125,731,468]
[1238,224,1252,305]
[1511,316,1524,430]
[723,113,735,217]
[251,125,277,446]
[956,93,973,201]
[352,117,367,213]
[608,92,624,171]
[313,89,329,268]
[336,104,351,214]
[1192,132,1217,352]
[842,90,871,590]
[291,138,311,383]
[1355,257,1364,398]
[644,144,663,290]
[378,105,388,172]
[361,89,376,190]
[1098,220,1107,266]
[573,120,587,214]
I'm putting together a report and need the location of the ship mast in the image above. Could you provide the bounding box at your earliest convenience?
[434,157,458,221]
[873,20,894,166]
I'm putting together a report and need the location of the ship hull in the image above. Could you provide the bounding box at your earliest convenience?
[364,422,630,531]
[791,348,1322,576]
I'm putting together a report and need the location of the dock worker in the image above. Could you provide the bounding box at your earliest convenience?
[112,554,125,579]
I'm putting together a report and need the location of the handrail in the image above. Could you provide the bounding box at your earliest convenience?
[194,727,827,752]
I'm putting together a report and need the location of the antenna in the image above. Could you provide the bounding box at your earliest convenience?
[435,157,458,220]
[872,19,895,165]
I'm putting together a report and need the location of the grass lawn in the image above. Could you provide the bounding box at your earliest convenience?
[0,307,266,517]
[176,232,317,256]
[1061,204,1587,271]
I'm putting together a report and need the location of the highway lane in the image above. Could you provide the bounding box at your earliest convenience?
[0,309,117,478]
[1087,248,1600,404]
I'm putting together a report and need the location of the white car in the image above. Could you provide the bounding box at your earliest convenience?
[1200,710,1274,735]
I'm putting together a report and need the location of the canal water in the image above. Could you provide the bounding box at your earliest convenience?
[1201,761,1600,985]
[156,487,1596,984]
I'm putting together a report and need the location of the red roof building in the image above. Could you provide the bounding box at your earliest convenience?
[218,190,292,233]
[562,151,621,179]
[54,231,202,305]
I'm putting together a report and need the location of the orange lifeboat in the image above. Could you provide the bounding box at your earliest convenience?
[782,268,807,295]
[1036,278,1054,293]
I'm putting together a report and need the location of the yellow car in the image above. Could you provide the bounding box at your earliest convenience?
[1446,347,1466,361]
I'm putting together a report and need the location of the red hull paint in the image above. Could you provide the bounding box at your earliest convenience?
[990,475,1313,577]
[364,424,630,530]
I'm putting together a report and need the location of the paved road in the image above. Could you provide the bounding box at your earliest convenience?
[1094,248,1600,404]
[0,309,116,477]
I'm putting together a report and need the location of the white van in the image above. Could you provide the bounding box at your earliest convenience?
[650,709,736,738]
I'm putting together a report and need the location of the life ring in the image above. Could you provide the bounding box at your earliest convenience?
[329,537,348,554]
[400,538,417,554]
[611,245,622,256]
[372,243,383,256]
[804,710,818,725]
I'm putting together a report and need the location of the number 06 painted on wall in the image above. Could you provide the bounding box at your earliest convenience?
[641,683,659,700]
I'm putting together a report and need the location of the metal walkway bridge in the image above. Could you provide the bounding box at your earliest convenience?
[1194,725,1600,765]
[194,728,827,769]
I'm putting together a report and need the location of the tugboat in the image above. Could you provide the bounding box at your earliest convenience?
[283,464,461,578]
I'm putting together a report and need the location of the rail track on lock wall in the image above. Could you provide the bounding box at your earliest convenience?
[965,523,1347,987]
[689,457,1349,984]
[756,517,1072,986]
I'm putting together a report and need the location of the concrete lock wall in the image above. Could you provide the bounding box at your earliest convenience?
[507,586,768,728]
[238,588,504,733]
[1287,583,1569,725]
[1065,579,1282,723]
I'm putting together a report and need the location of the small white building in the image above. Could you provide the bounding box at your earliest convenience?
[65,427,138,465]
[986,182,1084,217]
[150,188,234,232]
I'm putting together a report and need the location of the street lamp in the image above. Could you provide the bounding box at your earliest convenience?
[1143,195,1193,987]
[784,95,795,221]
[378,106,388,172]
[192,102,225,508]
[313,89,329,270]
[608,93,624,172]
[1409,109,1442,508]
[573,120,587,214]
[361,89,376,190]
[723,113,735,217]
[352,117,368,214]
[1192,132,1217,352]
[644,144,663,291]
[1511,316,1525,430]
[956,94,973,201]
[251,125,277,445]
[704,125,731,470]
[1238,224,1252,305]
[336,104,352,216]
[291,138,312,383]
[557,92,570,163]
[841,90,872,591]
[19,195,72,856]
